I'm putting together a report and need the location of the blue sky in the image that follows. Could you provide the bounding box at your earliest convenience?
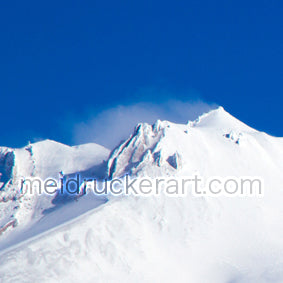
[0,0,282,148]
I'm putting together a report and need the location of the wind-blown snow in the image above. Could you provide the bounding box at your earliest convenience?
[0,107,283,283]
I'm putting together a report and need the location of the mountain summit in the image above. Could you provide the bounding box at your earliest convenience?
[107,106,279,179]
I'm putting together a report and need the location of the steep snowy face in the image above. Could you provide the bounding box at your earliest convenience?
[0,140,110,234]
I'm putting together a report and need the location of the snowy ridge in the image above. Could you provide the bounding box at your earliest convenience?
[0,140,110,235]
[107,107,283,179]
[0,107,283,282]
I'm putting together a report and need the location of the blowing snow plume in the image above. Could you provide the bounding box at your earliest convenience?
[73,100,217,149]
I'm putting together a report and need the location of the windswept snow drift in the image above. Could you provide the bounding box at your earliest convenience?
[0,107,283,283]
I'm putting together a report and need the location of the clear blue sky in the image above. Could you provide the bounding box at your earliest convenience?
[0,0,282,147]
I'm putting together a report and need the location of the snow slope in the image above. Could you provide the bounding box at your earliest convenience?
[0,140,110,235]
[0,107,283,283]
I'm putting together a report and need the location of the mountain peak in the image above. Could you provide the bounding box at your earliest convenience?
[107,107,260,178]
[191,106,256,133]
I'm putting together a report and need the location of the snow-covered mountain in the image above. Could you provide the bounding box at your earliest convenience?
[0,107,282,283]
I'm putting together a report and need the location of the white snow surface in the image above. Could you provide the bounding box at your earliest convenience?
[0,140,110,235]
[0,107,283,283]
